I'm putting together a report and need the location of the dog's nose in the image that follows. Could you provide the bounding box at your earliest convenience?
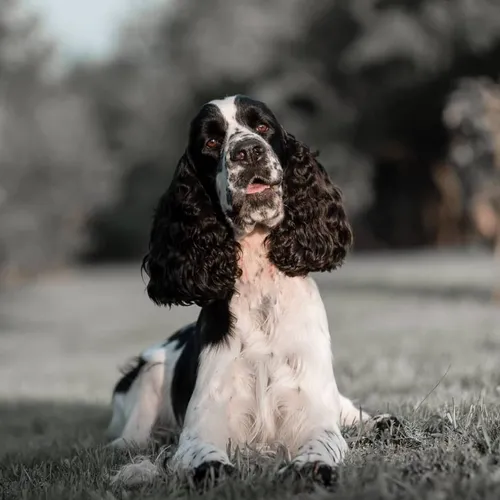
[231,139,265,163]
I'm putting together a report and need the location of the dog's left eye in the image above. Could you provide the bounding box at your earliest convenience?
[256,124,269,134]
[206,138,220,149]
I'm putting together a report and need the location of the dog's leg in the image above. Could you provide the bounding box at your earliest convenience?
[110,361,164,448]
[273,283,349,482]
[108,350,168,449]
[106,391,127,442]
[287,379,349,480]
[170,347,235,474]
[289,407,348,486]
[292,426,348,467]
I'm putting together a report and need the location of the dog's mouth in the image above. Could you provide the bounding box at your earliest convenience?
[246,177,280,195]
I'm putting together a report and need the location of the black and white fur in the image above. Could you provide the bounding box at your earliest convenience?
[108,95,371,478]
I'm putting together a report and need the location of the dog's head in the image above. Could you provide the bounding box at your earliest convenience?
[143,95,352,306]
[187,96,286,236]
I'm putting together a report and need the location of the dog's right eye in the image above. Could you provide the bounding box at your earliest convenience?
[206,139,220,149]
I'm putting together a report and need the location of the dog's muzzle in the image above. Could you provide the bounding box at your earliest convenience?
[227,137,283,192]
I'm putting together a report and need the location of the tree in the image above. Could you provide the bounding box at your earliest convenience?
[0,0,117,281]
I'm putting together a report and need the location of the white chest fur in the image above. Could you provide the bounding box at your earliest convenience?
[187,231,340,453]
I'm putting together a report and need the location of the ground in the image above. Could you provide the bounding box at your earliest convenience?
[1,249,500,499]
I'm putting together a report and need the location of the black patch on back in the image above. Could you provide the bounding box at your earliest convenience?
[113,324,195,397]
[170,300,234,424]
[113,357,146,394]
[113,305,235,423]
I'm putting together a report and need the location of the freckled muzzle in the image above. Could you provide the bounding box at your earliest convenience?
[226,137,283,192]
[217,135,285,233]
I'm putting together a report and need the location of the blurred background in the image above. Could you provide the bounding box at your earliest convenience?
[0,0,499,284]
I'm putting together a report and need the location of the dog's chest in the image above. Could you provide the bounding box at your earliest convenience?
[226,235,309,446]
[234,233,288,350]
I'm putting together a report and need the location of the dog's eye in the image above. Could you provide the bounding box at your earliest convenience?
[206,138,220,149]
[256,124,269,134]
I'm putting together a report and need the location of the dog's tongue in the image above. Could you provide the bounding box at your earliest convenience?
[246,183,269,194]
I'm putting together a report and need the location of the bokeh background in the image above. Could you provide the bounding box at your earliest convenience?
[1,0,500,281]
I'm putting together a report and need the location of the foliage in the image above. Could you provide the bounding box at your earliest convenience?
[0,0,116,279]
[3,0,500,273]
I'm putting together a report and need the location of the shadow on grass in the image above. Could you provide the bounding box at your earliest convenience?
[0,400,148,500]
[0,400,111,462]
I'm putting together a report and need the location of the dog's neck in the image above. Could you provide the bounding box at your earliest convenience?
[238,228,276,284]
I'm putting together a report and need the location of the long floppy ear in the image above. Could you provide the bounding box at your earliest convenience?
[142,153,240,307]
[267,132,353,276]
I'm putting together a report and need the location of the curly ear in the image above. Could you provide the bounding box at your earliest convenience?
[142,153,240,307]
[267,133,353,276]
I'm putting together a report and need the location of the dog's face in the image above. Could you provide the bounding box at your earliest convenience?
[187,96,285,236]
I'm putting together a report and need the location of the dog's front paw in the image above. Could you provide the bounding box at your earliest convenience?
[297,462,338,487]
[292,430,348,469]
[192,461,234,484]
[279,461,338,488]
[282,429,346,486]
[370,414,404,439]
[171,434,232,474]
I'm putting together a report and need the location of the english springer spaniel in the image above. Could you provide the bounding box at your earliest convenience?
[108,95,373,481]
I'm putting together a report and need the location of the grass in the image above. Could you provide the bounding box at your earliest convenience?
[1,256,500,499]
[2,398,500,498]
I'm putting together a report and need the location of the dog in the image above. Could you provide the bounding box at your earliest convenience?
[107,95,375,481]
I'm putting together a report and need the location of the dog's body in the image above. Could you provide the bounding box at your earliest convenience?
[108,234,368,468]
[108,95,370,478]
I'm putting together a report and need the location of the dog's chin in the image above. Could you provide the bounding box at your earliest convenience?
[228,192,284,237]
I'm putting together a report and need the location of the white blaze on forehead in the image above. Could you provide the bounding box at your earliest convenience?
[208,95,258,143]
[209,95,242,140]
[209,95,238,125]
[210,96,239,204]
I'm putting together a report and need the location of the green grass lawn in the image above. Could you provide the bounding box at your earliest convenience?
[1,255,499,499]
